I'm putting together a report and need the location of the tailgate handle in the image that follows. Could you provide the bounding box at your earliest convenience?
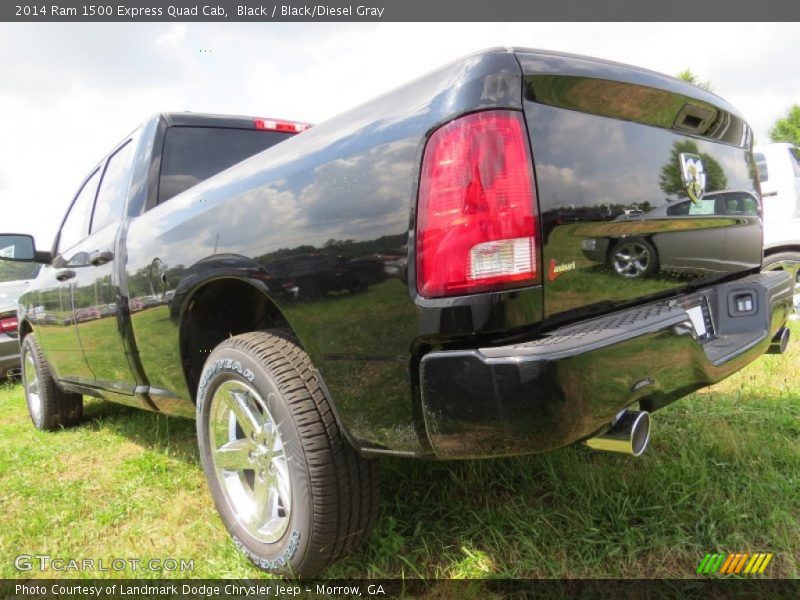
[55,269,76,282]
[89,250,114,266]
[674,103,717,134]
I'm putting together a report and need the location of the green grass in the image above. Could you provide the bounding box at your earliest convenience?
[0,321,798,579]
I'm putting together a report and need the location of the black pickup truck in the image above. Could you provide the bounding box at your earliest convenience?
[1,48,794,576]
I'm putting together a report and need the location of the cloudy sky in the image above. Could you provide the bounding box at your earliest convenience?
[0,22,797,248]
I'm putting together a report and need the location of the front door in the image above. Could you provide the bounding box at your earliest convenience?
[34,168,103,384]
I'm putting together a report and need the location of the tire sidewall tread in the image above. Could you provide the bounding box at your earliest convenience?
[21,334,83,431]
[195,330,379,577]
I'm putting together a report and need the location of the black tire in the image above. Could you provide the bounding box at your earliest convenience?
[762,251,800,313]
[21,334,83,431]
[346,278,366,294]
[762,251,800,276]
[296,278,322,300]
[609,237,659,278]
[196,330,379,577]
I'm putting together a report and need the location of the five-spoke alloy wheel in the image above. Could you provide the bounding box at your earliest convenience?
[24,351,43,423]
[610,238,659,278]
[209,380,292,544]
[196,330,379,577]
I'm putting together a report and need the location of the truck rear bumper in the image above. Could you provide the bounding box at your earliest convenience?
[419,271,794,459]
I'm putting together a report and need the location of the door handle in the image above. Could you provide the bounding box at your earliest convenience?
[55,269,76,282]
[89,250,114,266]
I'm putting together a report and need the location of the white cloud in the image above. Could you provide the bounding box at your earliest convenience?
[0,22,797,249]
[156,24,187,47]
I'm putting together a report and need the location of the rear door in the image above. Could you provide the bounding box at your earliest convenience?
[716,191,763,270]
[125,123,296,404]
[70,137,139,393]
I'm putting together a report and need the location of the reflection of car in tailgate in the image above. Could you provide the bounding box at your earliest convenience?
[580,190,761,278]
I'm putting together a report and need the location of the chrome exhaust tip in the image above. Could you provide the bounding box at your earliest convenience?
[767,326,790,355]
[584,410,651,457]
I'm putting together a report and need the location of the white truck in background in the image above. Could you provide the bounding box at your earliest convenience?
[755,142,800,316]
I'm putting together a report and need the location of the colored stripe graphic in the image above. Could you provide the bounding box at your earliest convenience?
[718,553,734,574]
[758,553,773,574]
[697,553,726,574]
[722,553,740,574]
[711,554,726,573]
[700,552,774,575]
[733,553,749,574]
[696,554,711,574]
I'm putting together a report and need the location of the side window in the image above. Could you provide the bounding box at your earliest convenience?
[753,152,768,182]
[91,141,134,234]
[790,147,800,177]
[714,192,760,216]
[58,169,101,255]
[666,201,691,216]
[157,126,292,204]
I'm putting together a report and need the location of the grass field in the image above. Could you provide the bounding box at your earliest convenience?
[0,321,798,580]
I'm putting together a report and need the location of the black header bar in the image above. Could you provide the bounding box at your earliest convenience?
[2,0,799,22]
[4,579,800,599]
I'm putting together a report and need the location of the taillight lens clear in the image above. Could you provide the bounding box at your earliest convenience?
[0,314,18,335]
[416,110,539,298]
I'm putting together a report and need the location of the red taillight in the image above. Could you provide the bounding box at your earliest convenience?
[416,110,539,298]
[0,314,18,335]
[253,118,311,133]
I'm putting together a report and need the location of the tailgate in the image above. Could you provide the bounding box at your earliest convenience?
[516,50,762,319]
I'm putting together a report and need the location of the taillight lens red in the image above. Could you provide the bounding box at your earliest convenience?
[0,314,18,335]
[416,110,539,298]
[253,118,311,133]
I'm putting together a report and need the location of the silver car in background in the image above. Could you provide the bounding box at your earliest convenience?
[581,190,761,278]
[0,279,31,379]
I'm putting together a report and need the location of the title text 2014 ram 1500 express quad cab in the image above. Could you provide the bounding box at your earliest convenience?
[0,49,794,576]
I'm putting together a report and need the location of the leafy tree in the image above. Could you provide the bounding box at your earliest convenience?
[659,140,728,198]
[769,104,800,146]
[676,69,714,92]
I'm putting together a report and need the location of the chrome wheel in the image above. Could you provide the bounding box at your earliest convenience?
[23,352,42,423]
[209,379,291,543]
[612,241,652,277]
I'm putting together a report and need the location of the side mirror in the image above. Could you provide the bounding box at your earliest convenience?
[0,234,52,264]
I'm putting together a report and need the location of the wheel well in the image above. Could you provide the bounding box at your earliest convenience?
[19,319,33,341]
[764,245,800,257]
[179,278,291,400]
